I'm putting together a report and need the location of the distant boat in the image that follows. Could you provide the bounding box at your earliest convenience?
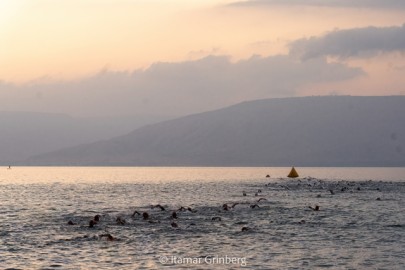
[287,167,299,178]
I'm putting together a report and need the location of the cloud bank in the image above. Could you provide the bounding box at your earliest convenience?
[229,0,405,9]
[289,24,405,59]
[0,55,362,118]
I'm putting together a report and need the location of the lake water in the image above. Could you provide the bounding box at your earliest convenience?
[0,167,404,269]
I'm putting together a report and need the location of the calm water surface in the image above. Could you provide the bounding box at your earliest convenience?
[0,167,404,269]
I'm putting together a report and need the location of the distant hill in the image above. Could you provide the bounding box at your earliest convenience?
[0,112,164,164]
[22,96,405,166]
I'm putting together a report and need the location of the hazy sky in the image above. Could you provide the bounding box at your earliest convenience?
[1,0,405,118]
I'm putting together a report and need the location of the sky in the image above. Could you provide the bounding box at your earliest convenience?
[1,0,405,118]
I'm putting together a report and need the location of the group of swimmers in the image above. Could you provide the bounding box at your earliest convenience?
[65,178,333,241]
[66,190,275,241]
[66,204,202,240]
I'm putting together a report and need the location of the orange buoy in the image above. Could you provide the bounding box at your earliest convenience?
[287,166,299,178]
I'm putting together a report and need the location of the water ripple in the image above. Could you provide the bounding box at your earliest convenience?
[0,170,404,269]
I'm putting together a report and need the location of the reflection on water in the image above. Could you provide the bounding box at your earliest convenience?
[2,166,405,184]
[0,167,404,269]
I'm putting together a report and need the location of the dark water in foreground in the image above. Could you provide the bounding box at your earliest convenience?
[0,167,404,269]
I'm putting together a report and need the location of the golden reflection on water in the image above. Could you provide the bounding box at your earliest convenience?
[2,166,405,184]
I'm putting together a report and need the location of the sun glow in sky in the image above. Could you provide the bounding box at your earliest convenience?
[1,0,402,82]
[1,0,236,81]
[1,0,405,115]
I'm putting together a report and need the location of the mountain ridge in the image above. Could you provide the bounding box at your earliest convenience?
[22,96,405,166]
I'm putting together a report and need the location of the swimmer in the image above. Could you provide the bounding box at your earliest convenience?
[152,204,166,211]
[223,203,238,211]
[67,220,76,225]
[186,223,196,229]
[116,217,126,225]
[243,192,247,196]
[88,215,100,227]
[241,226,250,232]
[142,212,149,220]
[212,216,222,221]
[89,220,96,228]
[250,204,260,209]
[309,205,320,211]
[171,222,178,228]
[171,211,178,219]
[94,215,101,223]
[178,206,196,213]
[131,210,141,217]
[99,233,115,241]
[329,189,335,195]
[257,198,267,202]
